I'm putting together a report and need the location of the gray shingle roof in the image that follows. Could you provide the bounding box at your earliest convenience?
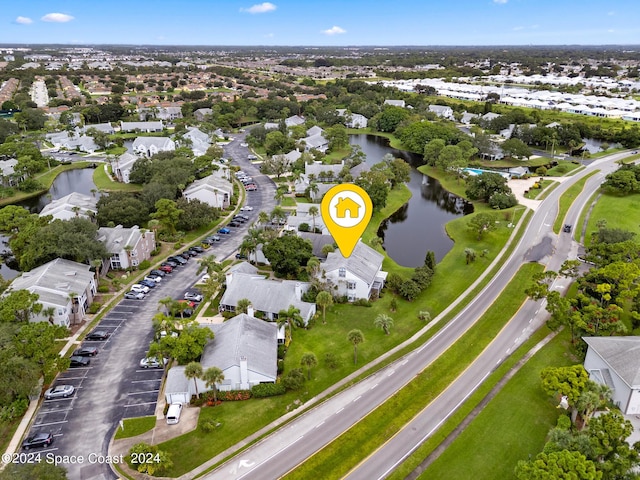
[165,365,190,393]
[322,241,384,285]
[97,225,143,253]
[132,136,175,150]
[39,192,97,220]
[201,314,277,379]
[584,336,640,388]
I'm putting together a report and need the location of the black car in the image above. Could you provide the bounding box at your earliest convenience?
[232,216,247,223]
[70,356,91,367]
[22,432,54,450]
[183,250,198,257]
[168,256,187,265]
[563,224,572,233]
[190,246,205,253]
[228,221,241,227]
[236,253,248,259]
[85,330,110,341]
[173,308,194,318]
[149,269,166,277]
[161,260,178,268]
[73,346,98,357]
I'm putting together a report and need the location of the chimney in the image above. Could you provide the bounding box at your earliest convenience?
[240,356,248,386]
[247,305,254,317]
[295,282,301,299]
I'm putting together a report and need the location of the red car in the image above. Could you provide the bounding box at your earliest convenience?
[159,265,173,273]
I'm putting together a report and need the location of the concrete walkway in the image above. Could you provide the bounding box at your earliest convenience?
[508,175,571,211]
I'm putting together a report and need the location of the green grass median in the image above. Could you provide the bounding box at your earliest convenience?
[552,170,599,234]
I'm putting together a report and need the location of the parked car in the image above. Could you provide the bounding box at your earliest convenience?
[139,279,157,289]
[70,356,91,367]
[124,291,145,300]
[184,292,204,302]
[131,284,150,294]
[44,385,75,400]
[178,252,192,260]
[85,330,110,341]
[199,274,210,283]
[232,216,246,223]
[235,253,248,260]
[205,235,221,242]
[168,256,187,265]
[22,432,54,450]
[149,269,166,277]
[190,246,205,253]
[245,185,257,191]
[240,206,254,211]
[139,356,168,369]
[161,260,178,268]
[218,227,231,234]
[159,265,173,273]
[144,275,162,283]
[236,214,250,220]
[228,221,241,227]
[173,308,194,318]
[247,154,257,160]
[73,346,98,357]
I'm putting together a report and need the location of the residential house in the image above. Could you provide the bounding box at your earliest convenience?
[428,104,454,120]
[45,130,99,153]
[82,123,115,135]
[193,108,213,122]
[336,109,368,128]
[319,240,387,301]
[285,115,306,127]
[120,121,163,133]
[182,126,211,156]
[284,203,327,234]
[220,264,316,324]
[460,112,479,125]
[298,232,335,259]
[39,192,97,222]
[0,158,24,187]
[132,136,176,157]
[165,313,278,402]
[8,258,97,327]
[113,152,139,184]
[583,336,640,415]
[303,125,329,153]
[384,99,406,108]
[293,160,345,197]
[182,173,232,209]
[97,225,155,270]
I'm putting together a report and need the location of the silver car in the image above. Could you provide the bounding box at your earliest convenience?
[44,385,75,400]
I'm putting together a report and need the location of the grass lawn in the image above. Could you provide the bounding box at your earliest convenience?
[285,263,543,480]
[105,146,127,156]
[524,180,555,199]
[280,196,297,207]
[477,157,549,168]
[419,329,576,480]
[92,165,143,193]
[583,191,640,246]
[114,416,156,440]
[546,161,583,176]
[552,171,599,234]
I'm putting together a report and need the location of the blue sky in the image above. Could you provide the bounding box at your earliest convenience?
[2,0,639,46]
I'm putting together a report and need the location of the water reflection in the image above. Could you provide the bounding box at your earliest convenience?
[349,134,472,268]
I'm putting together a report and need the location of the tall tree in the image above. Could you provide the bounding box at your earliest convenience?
[300,352,318,380]
[150,199,183,236]
[184,361,203,398]
[374,313,394,335]
[202,366,225,403]
[316,291,333,324]
[347,329,365,365]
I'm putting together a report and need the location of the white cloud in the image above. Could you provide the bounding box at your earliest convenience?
[240,2,277,14]
[322,25,346,35]
[15,16,33,25]
[493,0,508,4]
[41,13,75,23]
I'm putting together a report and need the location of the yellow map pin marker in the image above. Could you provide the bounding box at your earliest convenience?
[321,184,373,258]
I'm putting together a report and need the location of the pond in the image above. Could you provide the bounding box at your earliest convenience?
[0,168,100,280]
[349,135,473,268]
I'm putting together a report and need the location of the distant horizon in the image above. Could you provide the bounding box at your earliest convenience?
[3,0,639,46]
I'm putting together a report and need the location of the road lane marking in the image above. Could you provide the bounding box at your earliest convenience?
[353,395,361,403]
[336,407,344,414]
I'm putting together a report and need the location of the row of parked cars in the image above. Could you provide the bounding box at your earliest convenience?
[237,170,258,192]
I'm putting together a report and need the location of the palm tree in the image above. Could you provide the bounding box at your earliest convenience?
[300,352,318,380]
[270,206,286,226]
[306,257,321,278]
[308,182,319,201]
[258,211,270,228]
[308,206,319,233]
[42,306,56,325]
[277,305,303,334]
[152,312,177,337]
[274,187,286,204]
[240,227,263,260]
[374,314,394,335]
[158,296,175,315]
[197,255,220,276]
[316,291,333,324]
[184,362,203,399]
[202,366,225,403]
[236,298,251,314]
[347,329,365,365]
[200,275,222,303]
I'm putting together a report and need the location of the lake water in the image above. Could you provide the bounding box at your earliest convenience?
[349,135,473,268]
[1,168,99,280]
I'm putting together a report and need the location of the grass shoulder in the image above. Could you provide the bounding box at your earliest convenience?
[583,190,640,246]
[114,416,156,440]
[552,170,599,234]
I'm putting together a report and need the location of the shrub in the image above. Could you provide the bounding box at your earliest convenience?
[251,383,286,398]
[128,442,172,475]
[298,223,310,232]
[386,272,404,293]
[352,298,371,307]
[535,166,547,176]
[0,398,29,422]
[489,191,517,209]
[217,390,251,401]
[87,302,102,314]
[418,311,432,322]
[324,352,340,370]
[97,285,110,293]
[277,345,287,360]
[200,419,221,433]
[282,368,305,391]
[138,259,151,270]
[150,248,161,256]
[277,359,285,374]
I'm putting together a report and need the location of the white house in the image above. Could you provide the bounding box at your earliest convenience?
[336,109,368,128]
[120,121,163,133]
[220,264,316,324]
[97,225,155,270]
[82,123,115,135]
[39,192,97,222]
[583,336,640,415]
[132,137,176,157]
[8,258,97,327]
[45,130,99,153]
[182,126,211,156]
[320,241,387,302]
[164,314,278,401]
[303,125,329,153]
[0,159,23,187]
[428,104,454,120]
[384,99,406,108]
[193,108,213,122]
[183,173,232,209]
[114,152,139,184]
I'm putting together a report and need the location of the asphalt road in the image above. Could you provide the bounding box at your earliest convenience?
[201,152,629,480]
[20,133,277,480]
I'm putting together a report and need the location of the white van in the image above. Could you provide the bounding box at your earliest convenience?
[166,403,183,425]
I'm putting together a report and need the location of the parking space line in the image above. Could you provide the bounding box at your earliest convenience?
[131,379,162,384]
[127,390,159,395]
[124,401,157,407]
[34,420,68,427]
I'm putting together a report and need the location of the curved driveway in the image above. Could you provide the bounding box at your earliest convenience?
[201,153,628,480]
